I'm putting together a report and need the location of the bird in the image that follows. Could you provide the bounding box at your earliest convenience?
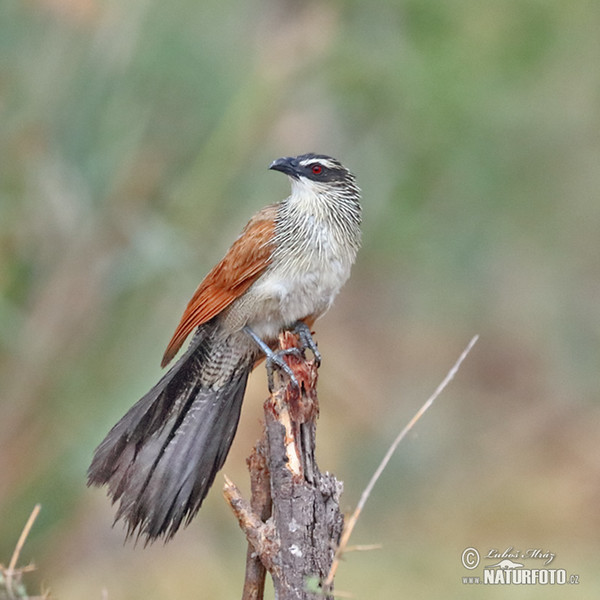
[87,153,362,543]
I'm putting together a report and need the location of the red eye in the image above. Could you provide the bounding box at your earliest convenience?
[311,164,322,175]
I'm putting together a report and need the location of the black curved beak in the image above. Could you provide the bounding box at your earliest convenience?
[269,156,300,178]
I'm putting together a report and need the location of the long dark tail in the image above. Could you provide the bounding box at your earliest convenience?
[87,321,255,543]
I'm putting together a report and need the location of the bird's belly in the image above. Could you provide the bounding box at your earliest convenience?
[242,259,351,340]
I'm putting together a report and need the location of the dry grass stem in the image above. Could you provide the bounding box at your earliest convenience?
[325,335,479,587]
[343,544,383,553]
[1,504,45,599]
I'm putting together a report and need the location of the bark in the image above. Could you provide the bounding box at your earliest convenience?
[224,331,344,600]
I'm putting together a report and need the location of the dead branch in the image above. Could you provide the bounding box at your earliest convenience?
[224,331,343,600]
[242,440,272,600]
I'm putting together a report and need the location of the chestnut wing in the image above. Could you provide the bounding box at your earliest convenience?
[161,204,277,367]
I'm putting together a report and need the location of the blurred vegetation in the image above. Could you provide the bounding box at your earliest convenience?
[1,0,599,598]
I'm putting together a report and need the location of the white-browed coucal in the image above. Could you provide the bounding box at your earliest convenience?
[88,153,362,542]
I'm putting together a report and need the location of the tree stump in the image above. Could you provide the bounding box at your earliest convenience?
[224,331,344,600]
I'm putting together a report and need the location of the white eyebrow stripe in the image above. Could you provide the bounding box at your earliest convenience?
[299,158,339,170]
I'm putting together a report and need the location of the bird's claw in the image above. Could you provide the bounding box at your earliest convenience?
[265,347,302,392]
[293,321,321,366]
[243,326,302,392]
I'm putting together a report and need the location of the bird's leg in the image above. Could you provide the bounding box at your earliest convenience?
[243,326,302,392]
[292,321,321,367]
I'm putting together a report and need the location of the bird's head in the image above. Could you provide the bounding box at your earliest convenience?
[269,153,362,239]
[269,153,359,199]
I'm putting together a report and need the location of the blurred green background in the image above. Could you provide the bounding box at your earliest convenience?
[1,0,599,597]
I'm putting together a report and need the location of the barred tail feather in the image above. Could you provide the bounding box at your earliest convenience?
[88,323,253,543]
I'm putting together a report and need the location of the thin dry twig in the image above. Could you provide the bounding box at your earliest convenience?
[325,335,479,587]
[343,544,383,553]
[2,504,42,599]
[223,475,266,538]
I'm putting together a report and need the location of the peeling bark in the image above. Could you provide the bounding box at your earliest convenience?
[225,331,343,600]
